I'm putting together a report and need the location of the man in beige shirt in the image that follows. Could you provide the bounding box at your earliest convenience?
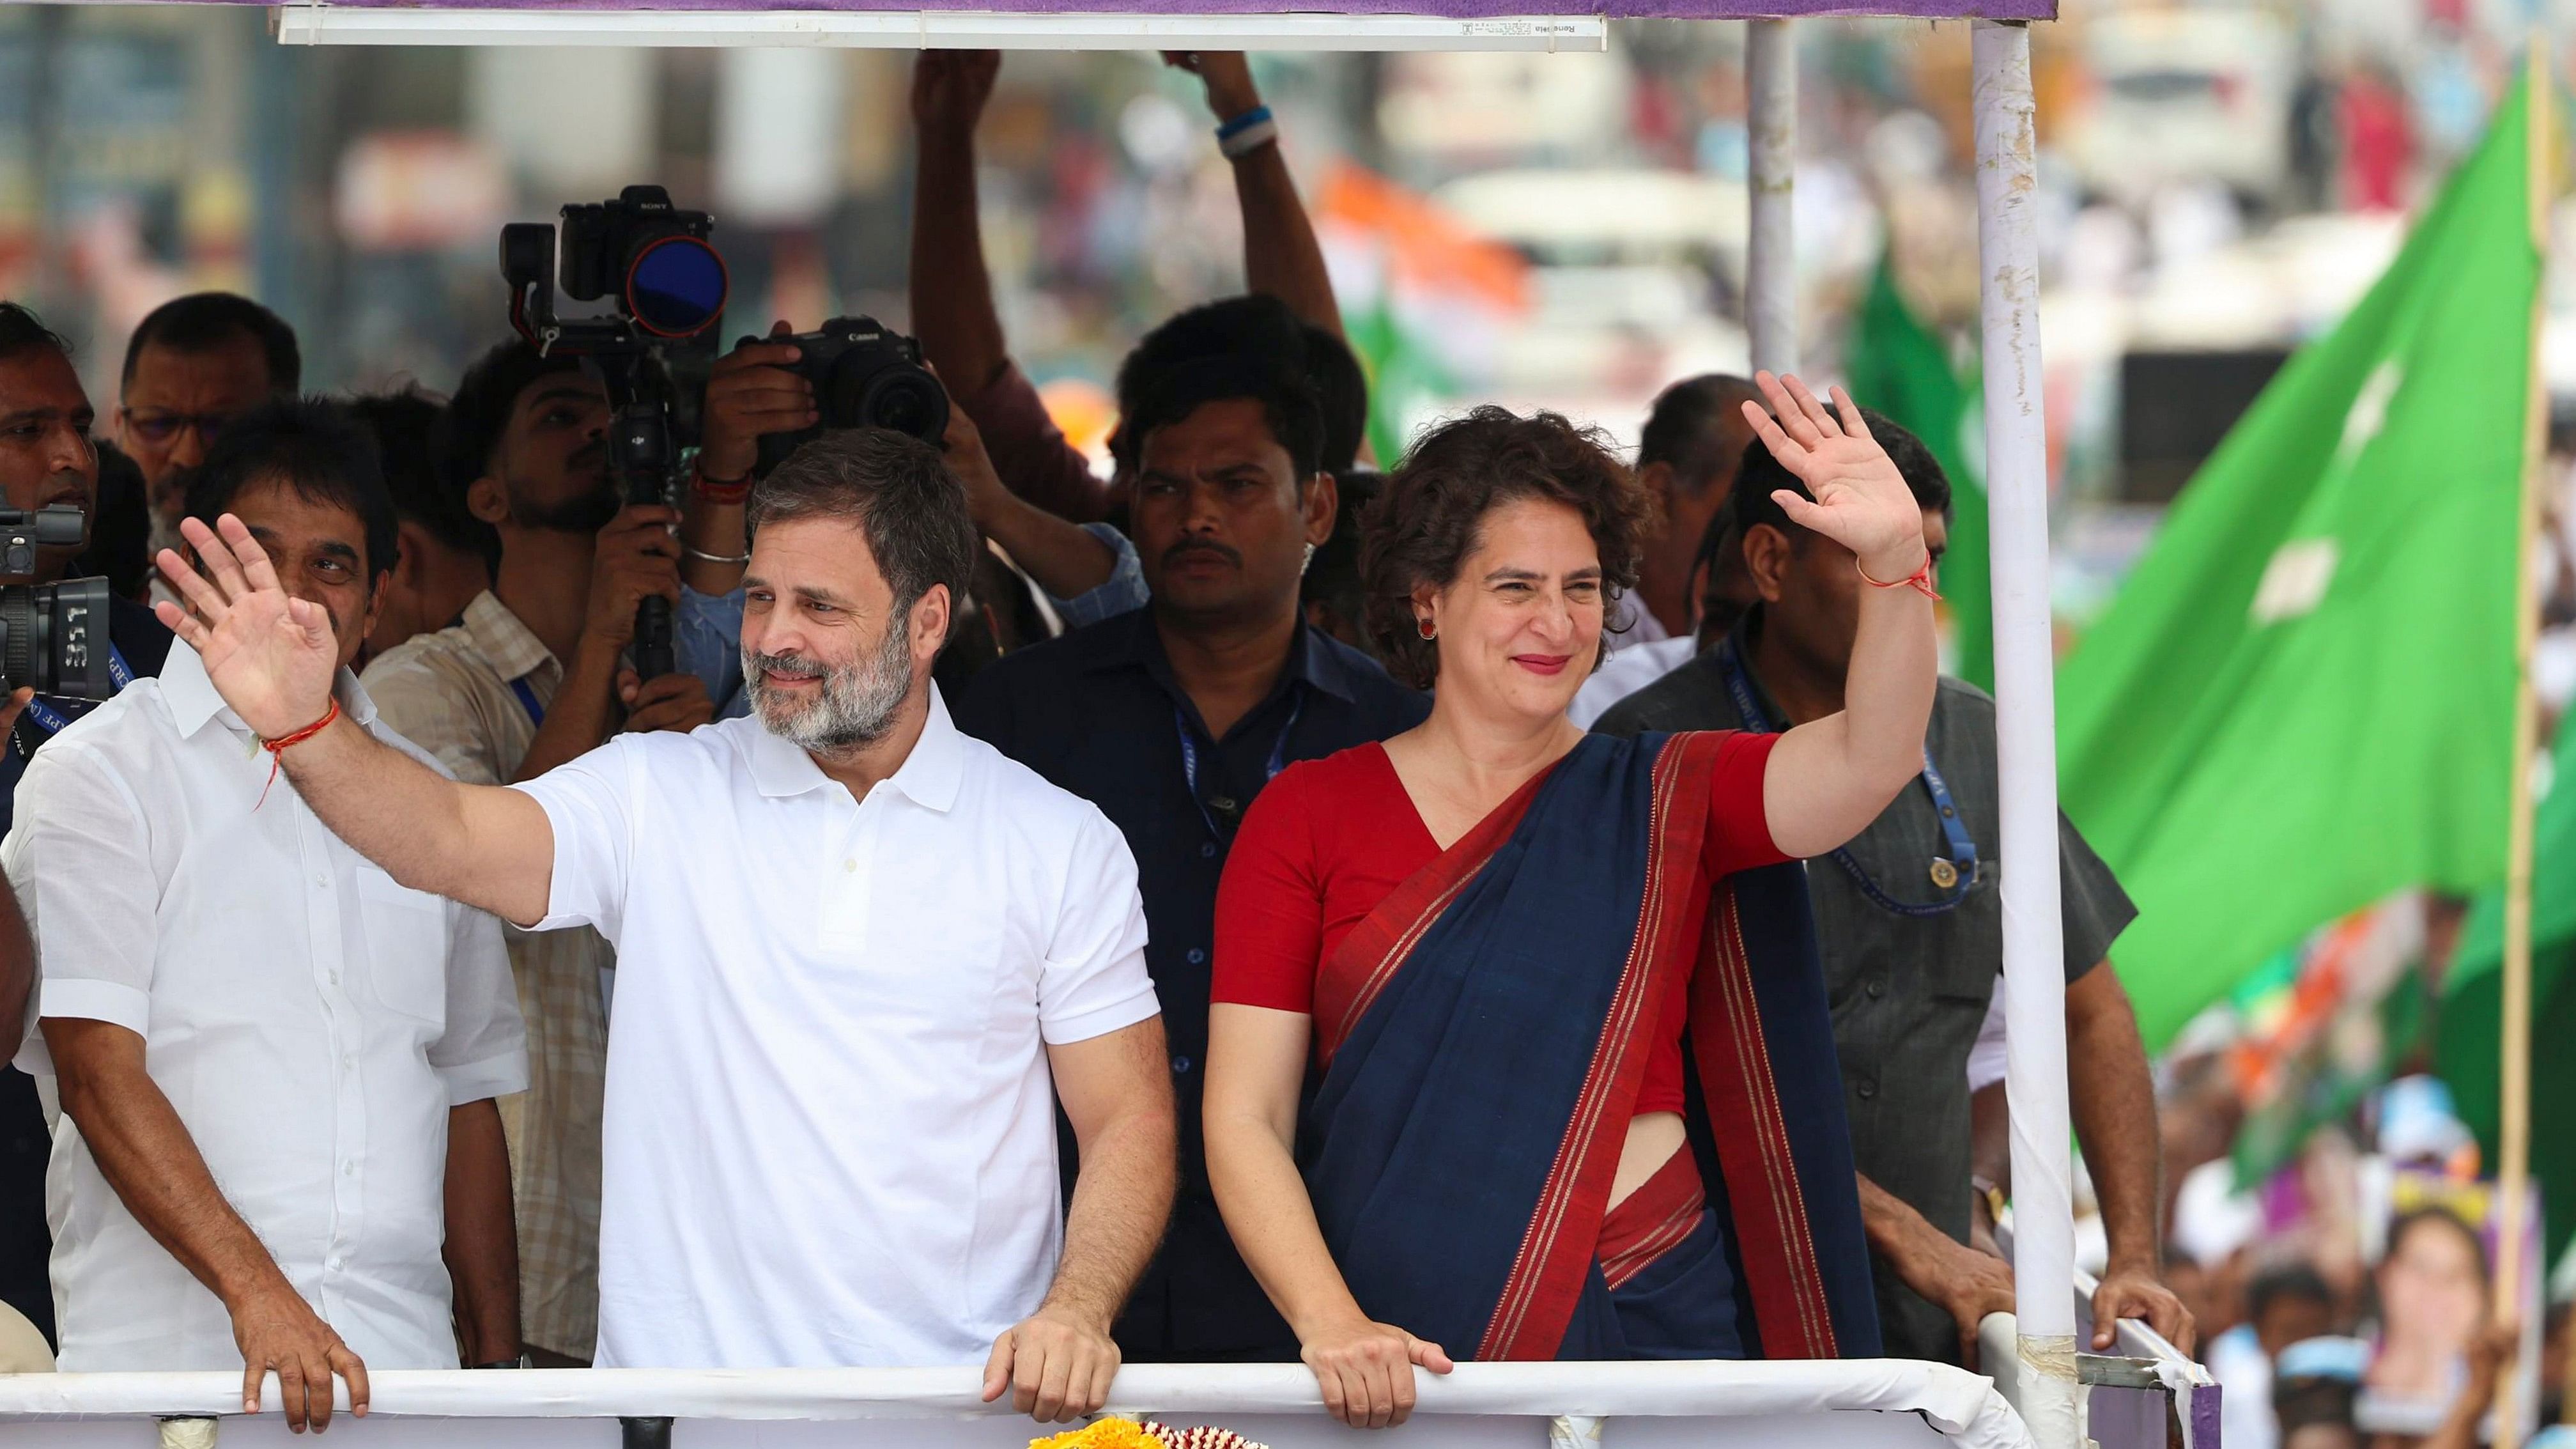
[362,337,763,1361]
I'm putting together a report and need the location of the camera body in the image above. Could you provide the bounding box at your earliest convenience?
[756,316,951,475]
[500,185,730,680]
[0,507,112,702]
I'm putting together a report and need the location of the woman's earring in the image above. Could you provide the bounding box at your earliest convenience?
[1417,617,1436,641]
[1302,542,1316,577]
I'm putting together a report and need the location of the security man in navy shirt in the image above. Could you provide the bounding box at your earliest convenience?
[955,299,1424,1361]
[0,303,178,1352]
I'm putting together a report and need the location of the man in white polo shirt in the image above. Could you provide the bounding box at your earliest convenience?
[152,425,1177,1422]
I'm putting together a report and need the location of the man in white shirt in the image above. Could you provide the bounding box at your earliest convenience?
[9,400,527,1428]
[155,426,1178,1422]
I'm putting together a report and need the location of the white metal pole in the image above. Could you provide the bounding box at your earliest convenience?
[1972,20,2078,1449]
[1745,18,1796,375]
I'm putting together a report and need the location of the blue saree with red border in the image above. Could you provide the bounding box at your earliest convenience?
[1299,730,1880,1361]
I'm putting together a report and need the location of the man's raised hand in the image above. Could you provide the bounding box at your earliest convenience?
[1738,371,1927,582]
[153,515,339,740]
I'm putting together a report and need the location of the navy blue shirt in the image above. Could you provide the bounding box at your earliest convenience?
[954,608,1428,1361]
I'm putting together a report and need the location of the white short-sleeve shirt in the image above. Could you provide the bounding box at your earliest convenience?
[510,687,1158,1369]
[4,642,527,1371]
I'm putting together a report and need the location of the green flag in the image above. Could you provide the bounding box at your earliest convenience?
[1844,254,1992,690]
[2442,718,2576,1261]
[2056,70,2541,1050]
[1348,295,1453,469]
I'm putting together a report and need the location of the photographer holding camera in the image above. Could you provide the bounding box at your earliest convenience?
[359,336,755,1365]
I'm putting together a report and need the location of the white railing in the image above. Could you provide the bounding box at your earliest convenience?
[0,1362,2032,1449]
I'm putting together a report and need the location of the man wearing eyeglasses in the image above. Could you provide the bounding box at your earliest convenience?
[116,293,300,557]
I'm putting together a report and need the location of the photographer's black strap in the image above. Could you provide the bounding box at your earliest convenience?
[21,645,135,739]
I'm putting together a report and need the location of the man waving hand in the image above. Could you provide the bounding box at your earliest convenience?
[156,430,1176,1416]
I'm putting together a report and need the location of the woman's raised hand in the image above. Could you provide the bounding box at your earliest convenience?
[1738,371,1928,582]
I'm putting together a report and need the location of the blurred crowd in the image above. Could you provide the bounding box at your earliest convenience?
[0,2,2572,1445]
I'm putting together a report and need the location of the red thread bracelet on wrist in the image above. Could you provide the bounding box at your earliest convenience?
[255,697,341,809]
[1855,552,1942,603]
[692,463,753,506]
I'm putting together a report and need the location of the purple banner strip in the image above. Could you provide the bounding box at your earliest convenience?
[166,0,2059,19]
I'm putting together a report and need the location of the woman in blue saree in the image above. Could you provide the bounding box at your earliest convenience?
[1204,373,1939,1427]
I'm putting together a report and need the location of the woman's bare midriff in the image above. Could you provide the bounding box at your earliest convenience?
[1610,1111,1687,1208]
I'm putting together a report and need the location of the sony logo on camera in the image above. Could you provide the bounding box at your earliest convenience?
[0,505,114,702]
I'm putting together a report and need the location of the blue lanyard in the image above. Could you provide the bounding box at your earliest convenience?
[509,676,546,727]
[1175,693,1303,844]
[1719,637,1978,917]
[21,645,137,738]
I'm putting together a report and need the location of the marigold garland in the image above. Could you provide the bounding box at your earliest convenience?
[1026,1416,1267,1449]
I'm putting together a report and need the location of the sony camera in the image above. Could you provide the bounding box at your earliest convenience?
[755,316,951,474]
[505,184,729,343]
[500,185,729,681]
[0,507,112,701]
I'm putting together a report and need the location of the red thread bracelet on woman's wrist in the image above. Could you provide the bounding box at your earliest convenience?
[1855,552,1942,603]
[255,697,341,808]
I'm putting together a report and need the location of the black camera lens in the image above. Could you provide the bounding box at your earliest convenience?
[626,236,729,339]
[0,575,113,702]
[859,369,951,444]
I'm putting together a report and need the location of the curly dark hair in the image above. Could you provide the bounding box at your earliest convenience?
[1360,406,1651,689]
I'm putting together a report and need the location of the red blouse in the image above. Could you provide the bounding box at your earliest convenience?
[1212,734,1789,1115]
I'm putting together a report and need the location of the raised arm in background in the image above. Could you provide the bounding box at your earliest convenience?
[911,50,1010,401]
[153,518,556,929]
[1166,51,1345,341]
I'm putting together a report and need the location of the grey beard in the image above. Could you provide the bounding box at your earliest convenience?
[743,617,913,754]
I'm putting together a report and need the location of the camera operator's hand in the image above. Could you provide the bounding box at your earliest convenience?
[911,50,1001,134]
[1162,51,1260,120]
[0,688,31,739]
[698,322,817,485]
[581,504,683,654]
[617,669,714,736]
[939,385,1012,533]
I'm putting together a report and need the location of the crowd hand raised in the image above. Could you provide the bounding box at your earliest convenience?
[2090,1263,2195,1356]
[1738,372,1927,582]
[153,515,338,740]
[618,669,714,735]
[1161,50,1260,118]
[698,322,817,483]
[911,49,1001,132]
[231,1276,369,1433]
[1300,1315,1453,1429]
[981,1305,1121,1423]
[934,377,1010,531]
[582,504,684,652]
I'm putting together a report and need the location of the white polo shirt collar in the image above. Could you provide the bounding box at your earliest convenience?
[744,688,966,815]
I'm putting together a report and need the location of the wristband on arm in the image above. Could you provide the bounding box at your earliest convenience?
[1216,104,1278,160]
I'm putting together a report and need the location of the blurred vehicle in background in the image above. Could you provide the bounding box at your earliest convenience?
[2063,8,2297,211]
[1430,166,1747,434]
